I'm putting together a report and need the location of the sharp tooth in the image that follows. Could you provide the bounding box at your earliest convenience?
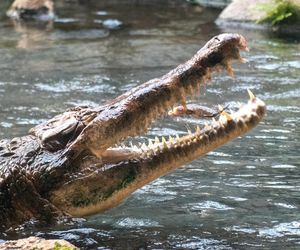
[204,122,209,128]
[141,143,148,150]
[212,117,217,123]
[237,102,243,108]
[225,61,234,77]
[154,147,160,153]
[162,137,167,144]
[176,134,180,140]
[221,111,232,121]
[227,68,234,78]
[196,125,201,133]
[196,82,201,92]
[247,89,256,100]
[180,91,188,109]
[155,136,160,144]
[148,139,153,147]
[163,140,168,149]
[133,145,139,151]
[169,135,174,143]
[218,104,224,112]
[187,129,192,135]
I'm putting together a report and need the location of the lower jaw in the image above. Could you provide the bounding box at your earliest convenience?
[64,93,265,217]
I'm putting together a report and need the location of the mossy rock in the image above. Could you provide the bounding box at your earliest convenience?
[257,0,300,25]
[218,0,300,25]
[0,236,78,250]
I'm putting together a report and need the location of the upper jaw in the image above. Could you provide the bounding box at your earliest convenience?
[28,33,249,168]
[47,34,267,216]
[92,34,251,164]
[66,33,250,158]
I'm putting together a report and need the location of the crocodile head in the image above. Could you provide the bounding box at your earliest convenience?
[36,33,265,217]
[0,34,266,227]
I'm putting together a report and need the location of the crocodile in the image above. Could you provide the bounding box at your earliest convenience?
[0,33,266,229]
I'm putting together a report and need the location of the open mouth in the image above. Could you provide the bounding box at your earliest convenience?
[31,33,265,167]
[101,88,266,165]
[51,87,266,216]
[47,33,266,217]
[97,36,265,165]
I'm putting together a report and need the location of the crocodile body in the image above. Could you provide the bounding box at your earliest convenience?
[0,34,266,229]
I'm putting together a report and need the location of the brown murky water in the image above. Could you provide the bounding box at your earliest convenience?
[0,1,299,249]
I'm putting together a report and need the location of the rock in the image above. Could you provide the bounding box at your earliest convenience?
[218,0,269,22]
[217,0,300,35]
[0,236,78,250]
[218,0,300,22]
[190,0,232,9]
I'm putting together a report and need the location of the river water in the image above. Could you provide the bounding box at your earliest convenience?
[0,1,299,249]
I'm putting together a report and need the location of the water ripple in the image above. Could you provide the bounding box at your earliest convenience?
[259,221,300,238]
[187,201,234,212]
[271,164,297,169]
[274,203,297,209]
[115,217,160,228]
[173,236,231,250]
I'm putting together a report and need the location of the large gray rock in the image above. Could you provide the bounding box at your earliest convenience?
[218,0,300,22]
[218,0,269,21]
[191,0,231,9]
[0,236,78,250]
[217,0,300,34]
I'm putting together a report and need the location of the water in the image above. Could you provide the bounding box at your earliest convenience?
[0,1,299,249]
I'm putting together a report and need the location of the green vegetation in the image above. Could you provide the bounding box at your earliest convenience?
[257,0,300,25]
[53,242,75,250]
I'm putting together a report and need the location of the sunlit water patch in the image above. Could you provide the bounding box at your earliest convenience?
[115,218,161,228]
[258,221,300,238]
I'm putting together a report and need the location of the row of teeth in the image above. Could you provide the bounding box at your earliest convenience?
[118,90,256,156]
[112,58,248,155]
[125,57,248,141]
[167,58,249,113]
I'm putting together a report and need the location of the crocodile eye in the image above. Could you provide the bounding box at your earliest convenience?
[206,36,221,48]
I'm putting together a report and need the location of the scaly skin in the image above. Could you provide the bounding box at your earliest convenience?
[0,34,266,229]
